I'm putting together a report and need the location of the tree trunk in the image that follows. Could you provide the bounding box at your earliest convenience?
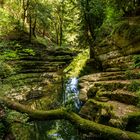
[0,96,140,140]
[0,0,4,8]
[29,14,32,42]
[32,18,37,37]
[22,0,29,29]
[55,23,59,45]
[59,17,63,46]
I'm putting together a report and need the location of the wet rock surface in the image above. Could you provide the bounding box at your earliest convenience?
[79,70,140,130]
[79,28,140,132]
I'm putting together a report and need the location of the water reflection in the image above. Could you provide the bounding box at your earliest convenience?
[5,76,82,140]
[48,77,81,140]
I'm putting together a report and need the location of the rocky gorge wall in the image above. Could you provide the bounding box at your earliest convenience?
[78,16,140,135]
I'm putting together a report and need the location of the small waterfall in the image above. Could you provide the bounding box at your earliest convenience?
[48,77,81,140]
[49,50,89,139]
[63,77,81,111]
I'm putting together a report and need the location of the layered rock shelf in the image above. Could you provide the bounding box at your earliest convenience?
[79,23,140,133]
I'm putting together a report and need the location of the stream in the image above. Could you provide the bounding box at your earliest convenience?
[46,77,82,140]
[2,76,83,140]
[1,50,89,140]
[63,77,81,111]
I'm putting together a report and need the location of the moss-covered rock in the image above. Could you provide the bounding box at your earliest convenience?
[79,99,113,124]
[87,86,98,98]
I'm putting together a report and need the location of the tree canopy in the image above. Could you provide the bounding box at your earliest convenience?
[0,0,140,47]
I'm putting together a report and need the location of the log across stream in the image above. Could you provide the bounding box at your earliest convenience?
[1,50,140,140]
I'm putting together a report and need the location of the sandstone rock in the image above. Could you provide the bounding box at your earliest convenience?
[79,89,88,102]
[79,99,113,123]
[78,17,140,134]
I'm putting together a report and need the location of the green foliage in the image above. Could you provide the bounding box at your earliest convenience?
[113,21,129,34]
[0,41,19,78]
[22,49,35,56]
[1,0,139,48]
[128,81,140,92]
[112,20,140,40]
[125,70,134,79]
[134,55,140,68]
[0,122,5,139]
[106,0,140,17]
[104,6,123,26]
[78,0,105,46]
[55,120,79,140]
[0,40,21,79]
[0,40,21,55]
[6,110,29,124]
[0,61,15,78]
[0,8,17,35]
[125,25,140,40]
[3,50,19,60]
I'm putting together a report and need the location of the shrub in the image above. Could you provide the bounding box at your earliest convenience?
[0,61,15,78]
[134,55,140,68]
[128,81,140,92]
[112,21,140,40]
[0,8,17,35]
[22,49,35,56]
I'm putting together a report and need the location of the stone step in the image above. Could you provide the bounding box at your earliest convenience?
[5,73,58,81]
[19,55,73,62]
[17,61,66,66]
[79,79,140,104]
[79,69,140,82]
[79,99,140,129]
[79,72,124,82]
[19,62,66,69]
[93,80,140,92]
[96,89,139,105]
[46,49,77,56]
[94,80,131,91]
[17,60,68,73]
[4,72,61,86]
[102,55,140,71]
[107,100,140,128]
[79,72,125,82]
[20,67,60,73]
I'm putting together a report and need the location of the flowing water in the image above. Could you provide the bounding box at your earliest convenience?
[1,75,83,140]
[46,77,82,140]
[63,77,81,111]
[1,50,89,140]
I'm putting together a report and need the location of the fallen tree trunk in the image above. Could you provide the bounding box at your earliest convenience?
[0,96,140,140]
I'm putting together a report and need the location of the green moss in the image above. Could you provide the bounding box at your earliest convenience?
[1,96,140,140]
[0,61,16,78]
[87,86,98,98]
[128,81,140,92]
[113,21,140,40]
[88,99,113,110]
[113,21,130,35]
[125,70,140,80]
[134,55,140,68]
[64,49,89,77]
[84,99,114,123]
[0,122,5,139]
[94,82,125,91]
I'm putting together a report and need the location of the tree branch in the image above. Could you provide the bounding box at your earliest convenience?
[0,96,140,140]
